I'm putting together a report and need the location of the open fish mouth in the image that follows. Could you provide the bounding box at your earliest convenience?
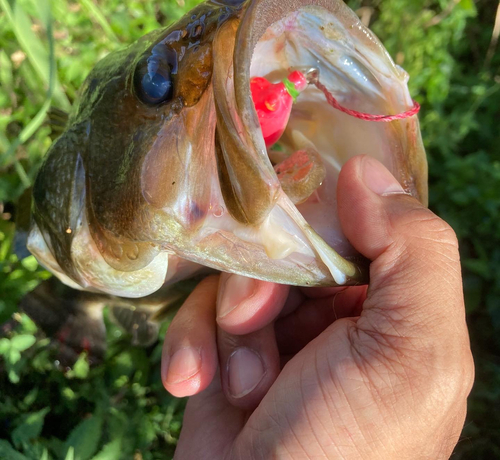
[27,0,427,298]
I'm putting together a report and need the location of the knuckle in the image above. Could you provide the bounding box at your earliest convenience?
[397,207,459,249]
[455,346,475,398]
[349,310,474,386]
[389,208,460,274]
[433,344,475,409]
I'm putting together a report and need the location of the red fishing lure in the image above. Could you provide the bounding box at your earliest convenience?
[250,70,307,147]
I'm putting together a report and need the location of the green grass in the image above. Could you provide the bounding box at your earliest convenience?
[1,0,499,458]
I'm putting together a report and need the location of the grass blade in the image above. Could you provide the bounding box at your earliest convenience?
[79,0,119,43]
[0,0,58,184]
[0,0,70,110]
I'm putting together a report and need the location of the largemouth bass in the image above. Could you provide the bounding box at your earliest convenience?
[27,0,427,301]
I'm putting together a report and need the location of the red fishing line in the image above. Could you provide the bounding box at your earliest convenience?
[314,79,421,122]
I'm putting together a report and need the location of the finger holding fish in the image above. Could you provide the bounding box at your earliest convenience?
[162,276,219,397]
[162,271,366,406]
[162,274,286,403]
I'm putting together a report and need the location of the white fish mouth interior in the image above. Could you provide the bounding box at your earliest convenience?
[250,7,413,257]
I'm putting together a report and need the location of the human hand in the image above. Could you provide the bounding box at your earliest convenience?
[162,155,474,459]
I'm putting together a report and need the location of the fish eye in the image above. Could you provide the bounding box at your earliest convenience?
[140,70,172,103]
[134,44,174,105]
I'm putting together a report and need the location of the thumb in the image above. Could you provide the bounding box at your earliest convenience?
[337,155,471,370]
[223,156,473,459]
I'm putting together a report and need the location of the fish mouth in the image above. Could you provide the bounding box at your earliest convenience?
[210,1,427,280]
[28,0,427,298]
[240,2,427,207]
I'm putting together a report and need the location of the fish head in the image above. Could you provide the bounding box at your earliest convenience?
[28,0,427,298]
[28,0,242,296]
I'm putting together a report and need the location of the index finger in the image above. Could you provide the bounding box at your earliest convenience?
[216,273,289,335]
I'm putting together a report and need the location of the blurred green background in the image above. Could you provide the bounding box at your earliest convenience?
[0,0,499,458]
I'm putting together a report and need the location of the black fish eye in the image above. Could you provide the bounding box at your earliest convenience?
[134,44,174,105]
[140,70,172,102]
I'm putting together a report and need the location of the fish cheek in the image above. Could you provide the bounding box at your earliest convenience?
[141,89,217,232]
[138,42,215,218]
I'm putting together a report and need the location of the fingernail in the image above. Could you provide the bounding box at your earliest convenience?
[164,347,202,385]
[218,275,256,318]
[228,348,265,398]
[361,155,405,196]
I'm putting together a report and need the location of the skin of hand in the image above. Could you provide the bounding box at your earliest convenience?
[161,155,474,460]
